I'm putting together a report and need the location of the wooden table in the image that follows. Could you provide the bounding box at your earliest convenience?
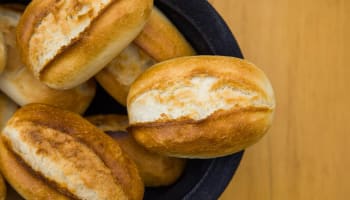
[208,0,350,199]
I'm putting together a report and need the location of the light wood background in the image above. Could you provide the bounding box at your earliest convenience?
[207,0,350,200]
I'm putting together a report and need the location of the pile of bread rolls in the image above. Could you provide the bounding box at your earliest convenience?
[0,1,275,200]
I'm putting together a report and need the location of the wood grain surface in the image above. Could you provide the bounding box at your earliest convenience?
[208,0,350,199]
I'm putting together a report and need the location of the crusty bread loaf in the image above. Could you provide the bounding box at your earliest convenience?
[96,7,195,106]
[128,56,275,158]
[87,114,186,187]
[0,6,96,114]
[0,104,144,200]
[17,0,153,89]
[0,92,17,130]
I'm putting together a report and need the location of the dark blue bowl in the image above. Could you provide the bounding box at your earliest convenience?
[2,0,244,199]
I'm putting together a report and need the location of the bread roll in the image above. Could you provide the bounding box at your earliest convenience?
[95,7,195,106]
[86,114,186,187]
[0,92,17,130]
[16,0,153,90]
[0,6,96,114]
[128,56,275,158]
[0,104,144,200]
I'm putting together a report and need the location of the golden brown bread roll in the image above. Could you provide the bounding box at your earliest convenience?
[0,92,17,130]
[0,104,144,200]
[95,7,195,106]
[127,56,276,158]
[86,114,186,187]
[0,6,96,114]
[16,0,153,90]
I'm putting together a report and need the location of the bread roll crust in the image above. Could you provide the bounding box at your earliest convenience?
[127,56,275,158]
[130,107,273,158]
[0,104,144,200]
[0,6,96,114]
[17,0,153,89]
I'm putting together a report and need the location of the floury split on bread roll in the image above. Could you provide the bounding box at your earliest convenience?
[128,56,276,158]
[86,114,186,187]
[96,7,195,106]
[0,104,144,200]
[0,6,96,114]
[17,0,153,90]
